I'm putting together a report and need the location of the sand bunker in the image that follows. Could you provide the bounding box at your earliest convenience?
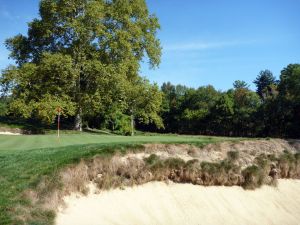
[0,131,21,135]
[56,179,300,225]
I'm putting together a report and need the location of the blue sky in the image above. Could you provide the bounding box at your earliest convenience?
[0,0,299,90]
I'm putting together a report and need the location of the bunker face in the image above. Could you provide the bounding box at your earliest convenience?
[0,131,21,135]
[56,179,300,225]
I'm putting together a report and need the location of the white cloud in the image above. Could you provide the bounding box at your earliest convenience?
[164,40,257,51]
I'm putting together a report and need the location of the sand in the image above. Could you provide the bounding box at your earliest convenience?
[0,131,21,135]
[56,179,300,225]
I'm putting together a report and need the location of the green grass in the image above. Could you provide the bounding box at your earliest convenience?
[0,133,238,224]
[0,133,235,152]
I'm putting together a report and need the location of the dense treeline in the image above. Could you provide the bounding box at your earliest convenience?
[1,63,299,138]
[156,64,300,138]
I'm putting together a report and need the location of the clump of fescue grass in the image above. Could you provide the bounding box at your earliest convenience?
[277,151,300,178]
[227,150,239,162]
[242,165,264,189]
[144,154,161,166]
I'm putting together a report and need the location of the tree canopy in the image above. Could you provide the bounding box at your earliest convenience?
[1,0,162,132]
[158,64,299,138]
[254,70,277,100]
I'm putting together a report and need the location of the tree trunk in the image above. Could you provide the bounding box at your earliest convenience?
[74,108,82,131]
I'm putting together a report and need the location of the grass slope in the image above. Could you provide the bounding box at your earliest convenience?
[0,133,235,225]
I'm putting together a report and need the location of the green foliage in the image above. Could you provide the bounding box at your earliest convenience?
[160,82,189,132]
[254,70,277,99]
[279,64,300,103]
[0,97,9,116]
[158,61,299,138]
[276,64,300,137]
[2,0,162,130]
[181,85,220,122]
[125,77,164,130]
[233,80,249,89]
[113,113,132,136]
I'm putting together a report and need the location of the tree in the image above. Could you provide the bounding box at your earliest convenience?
[210,93,234,135]
[160,82,189,132]
[278,64,300,103]
[2,0,161,130]
[180,85,220,133]
[233,80,249,89]
[277,64,300,137]
[231,87,261,136]
[253,70,277,100]
[125,77,163,136]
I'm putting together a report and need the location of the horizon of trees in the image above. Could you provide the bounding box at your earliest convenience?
[1,63,300,138]
[0,0,299,138]
[154,64,300,138]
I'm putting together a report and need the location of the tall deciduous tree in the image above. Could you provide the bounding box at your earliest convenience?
[1,0,161,130]
[125,77,163,136]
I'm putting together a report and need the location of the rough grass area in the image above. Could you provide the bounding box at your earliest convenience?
[0,133,234,225]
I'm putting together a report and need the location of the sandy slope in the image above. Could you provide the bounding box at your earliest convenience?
[56,180,300,225]
[0,131,21,135]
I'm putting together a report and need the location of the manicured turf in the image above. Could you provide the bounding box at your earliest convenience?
[0,133,237,224]
[0,133,233,151]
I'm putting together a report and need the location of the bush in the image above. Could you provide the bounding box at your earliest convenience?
[113,113,132,135]
[0,97,9,116]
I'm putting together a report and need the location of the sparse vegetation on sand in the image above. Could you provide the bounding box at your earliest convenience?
[1,135,298,225]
